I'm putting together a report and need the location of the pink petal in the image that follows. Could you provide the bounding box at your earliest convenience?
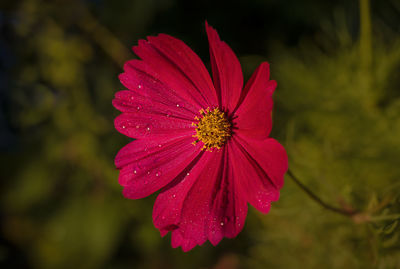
[153,148,247,251]
[205,22,243,113]
[118,136,202,199]
[115,136,188,169]
[119,60,198,118]
[133,35,217,109]
[230,136,288,213]
[147,34,218,107]
[113,90,194,121]
[207,146,247,245]
[152,151,215,251]
[234,62,277,140]
[114,112,194,139]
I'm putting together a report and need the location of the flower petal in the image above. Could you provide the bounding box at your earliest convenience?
[147,34,218,107]
[113,90,194,120]
[118,136,202,199]
[114,112,194,139]
[229,136,288,213]
[152,151,214,251]
[119,60,198,118]
[153,148,247,251]
[207,146,247,245]
[206,22,243,113]
[133,35,217,109]
[234,62,277,139]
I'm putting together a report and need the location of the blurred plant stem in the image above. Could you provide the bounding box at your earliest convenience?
[368,214,400,222]
[359,0,373,106]
[287,170,400,224]
[359,0,372,71]
[287,169,357,217]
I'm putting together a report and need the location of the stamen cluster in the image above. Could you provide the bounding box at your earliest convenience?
[192,107,231,151]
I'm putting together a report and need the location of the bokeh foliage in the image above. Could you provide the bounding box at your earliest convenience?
[1,0,400,268]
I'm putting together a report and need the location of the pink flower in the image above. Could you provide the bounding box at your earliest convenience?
[113,22,288,251]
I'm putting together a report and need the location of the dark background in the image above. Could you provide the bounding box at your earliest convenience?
[1,0,400,268]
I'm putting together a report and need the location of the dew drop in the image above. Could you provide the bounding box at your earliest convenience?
[158,144,162,147]
[136,105,142,111]
[122,125,126,129]
[172,194,176,198]
[155,171,161,177]
[147,171,151,175]
[139,124,152,135]
[133,170,137,174]
[186,172,190,176]
[144,124,151,132]
[135,125,140,129]
[220,222,224,226]
[138,85,142,89]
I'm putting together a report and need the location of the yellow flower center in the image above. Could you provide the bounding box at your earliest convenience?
[192,107,231,151]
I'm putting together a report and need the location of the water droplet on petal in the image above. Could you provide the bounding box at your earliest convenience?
[186,173,190,176]
[220,222,224,226]
[122,125,126,129]
[172,194,176,198]
[144,124,152,133]
[136,105,142,111]
[158,144,162,148]
[147,171,151,175]
[138,85,142,89]
[155,171,161,177]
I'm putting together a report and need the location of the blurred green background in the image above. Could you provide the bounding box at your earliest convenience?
[1,0,400,268]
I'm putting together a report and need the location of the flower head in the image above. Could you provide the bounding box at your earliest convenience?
[113,22,288,251]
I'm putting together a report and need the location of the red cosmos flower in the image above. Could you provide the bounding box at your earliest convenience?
[113,22,288,251]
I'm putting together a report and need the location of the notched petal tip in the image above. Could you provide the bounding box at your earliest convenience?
[132,39,149,53]
[256,62,277,94]
[268,79,277,94]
